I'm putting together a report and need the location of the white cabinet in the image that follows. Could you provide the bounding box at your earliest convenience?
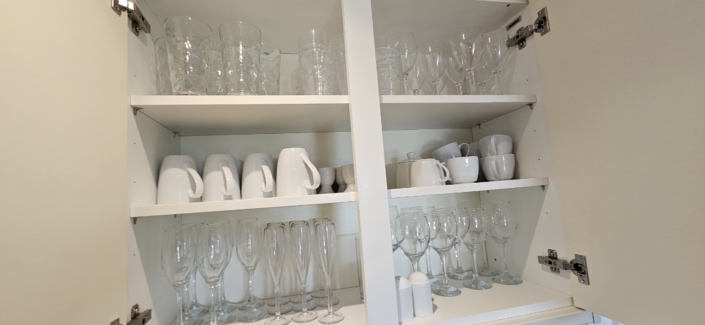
[2,0,704,324]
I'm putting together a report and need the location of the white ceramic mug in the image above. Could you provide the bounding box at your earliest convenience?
[318,167,335,194]
[479,134,513,157]
[235,159,244,179]
[447,156,479,184]
[432,142,470,163]
[480,154,515,181]
[157,155,204,205]
[202,154,240,202]
[343,164,356,192]
[335,166,347,193]
[276,148,320,197]
[410,159,450,187]
[242,153,275,199]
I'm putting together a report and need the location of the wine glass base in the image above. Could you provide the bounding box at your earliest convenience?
[268,304,293,315]
[492,274,523,285]
[170,316,203,325]
[479,267,501,277]
[290,294,313,303]
[217,312,238,324]
[311,289,327,298]
[268,297,291,306]
[292,301,318,312]
[292,310,319,323]
[239,299,266,310]
[428,274,441,288]
[189,306,209,318]
[318,312,345,324]
[432,284,462,297]
[463,278,493,290]
[265,315,292,325]
[315,296,340,307]
[238,307,268,323]
[448,271,473,280]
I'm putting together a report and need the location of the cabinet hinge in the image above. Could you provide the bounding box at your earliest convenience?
[108,304,152,325]
[111,0,151,36]
[537,249,590,285]
[507,7,550,50]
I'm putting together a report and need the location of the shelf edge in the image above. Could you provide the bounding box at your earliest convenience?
[388,177,549,199]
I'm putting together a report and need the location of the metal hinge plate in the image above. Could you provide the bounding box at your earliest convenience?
[108,304,151,325]
[507,7,550,50]
[111,0,151,36]
[537,249,590,285]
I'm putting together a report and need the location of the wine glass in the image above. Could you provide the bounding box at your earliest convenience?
[312,219,340,307]
[445,45,465,95]
[448,207,472,280]
[388,31,417,94]
[389,206,400,252]
[237,218,268,322]
[196,222,231,325]
[420,41,447,95]
[406,55,426,95]
[395,208,430,273]
[214,220,237,324]
[482,28,511,95]
[429,207,461,297]
[487,202,523,285]
[290,221,318,323]
[315,222,344,324]
[472,58,492,95]
[266,222,293,316]
[402,206,439,287]
[161,225,197,325]
[264,223,291,325]
[449,27,483,94]
[461,206,493,290]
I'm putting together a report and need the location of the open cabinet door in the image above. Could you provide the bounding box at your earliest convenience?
[0,0,128,324]
[530,0,705,323]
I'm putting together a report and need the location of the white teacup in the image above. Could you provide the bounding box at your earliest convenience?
[203,154,241,202]
[410,159,450,187]
[318,167,335,194]
[157,155,204,205]
[432,142,470,163]
[480,154,515,181]
[343,164,356,192]
[479,134,513,157]
[447,156,479,184]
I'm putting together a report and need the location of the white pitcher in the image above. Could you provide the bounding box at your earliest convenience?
[202,154,240,202]
[157,155,204,205]
[276,148,320,197]
[242,153,275,199]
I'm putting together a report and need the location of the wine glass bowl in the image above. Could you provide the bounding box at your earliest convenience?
[460,204,493,290]
[395,208,430,273]
[486,202,523,285]
[429,207,461,297]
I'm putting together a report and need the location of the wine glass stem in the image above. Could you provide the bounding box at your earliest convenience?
[494,72,503,95]
[325,280,333,315]
[402,73,409,94]
[274,285,281,317]
[300,281,308,312]
[471,247,480,278]
[441,252,450,287]
[500,242,509,274]
[247,268,256,304]
[453,242,462,272]
[412,260,419,273]
[482,243,491,269]
[175,284,185,325]
[432,80,440,95]
[425,246,433,276]
[208,284,217,325]
[455,82,462,95]
[468,69,477,95]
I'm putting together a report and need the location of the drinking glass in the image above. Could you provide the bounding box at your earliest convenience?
[265,221,292,315]
[237,218,268,322]
[448,207,472,280]
[429,207,461,297]
[311,219,339,306]
[388,32,417,94]
[487,202,523,285]
[395,208,430,273]
[220,21,261,96]
[445,46,465,95]
[290,221,318,322]
[406,54,426,95]
[196,222,231,325]
[299,29,335,95]
[401,206,439,287]
[161,225,197,325]
[482,28,510,95]
[331,33,348,95]
[214,220,237,323]
[449,27,483,94]
[259,43,281,95]
[472,59,492,95]
[154,37,172,95]
[375,36,403,95]
[164,16,211,95]
[420,41,447,95]
[185,268,208,319]
[462,205,493,290]
[207,38,225,95]
[389,206,400,252]
[315,222,344,324]
[264,223,291,325]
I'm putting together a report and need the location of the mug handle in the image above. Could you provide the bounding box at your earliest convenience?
[435,160,451,183]
[185,165,204,199]
[260,162,274,193]
[459,143,470,157]
[221,164,236,196]
[301,153,321,190]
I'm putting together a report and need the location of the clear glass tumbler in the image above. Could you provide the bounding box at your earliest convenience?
[298,29,335,95]
[259,43,281,95]
[164,16,211,95]
[219,21,261,96]
[207,38,225,95]
[375,36,403,95]
[154,37,172,95]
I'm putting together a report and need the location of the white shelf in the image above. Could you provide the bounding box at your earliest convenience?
[131,95,350,136]
[389,178,548,199]
[130,192,356,218]
[405,279,573,325]
[380,95,536,131]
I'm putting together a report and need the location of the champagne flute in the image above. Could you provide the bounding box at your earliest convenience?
[448,207,472,280]
[389,206,400,252]
[487,202,523,285]
[462,205,493,290]
[161,225,197,325]
[267,222,292,316]
[482,28,511,95]
[312,219,340,307]
[420,41,447,95]
[196,222,231,325]
[264,223,291,325]
[315,222,344,324]
[395,208,430,273]
[429,207,461,297]
[290,221,318,323]
[214,220,237,324]
[237,218,268,322]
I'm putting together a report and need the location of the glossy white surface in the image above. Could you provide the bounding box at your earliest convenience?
[410,159,450,187]
[276,148,320,197]
[447,156,479,184]
[156,155,203,204]
[390,177,548,199]
[242,153,276,199]
[202,154,240,202]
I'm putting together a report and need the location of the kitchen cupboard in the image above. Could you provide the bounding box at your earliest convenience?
[1,0,704,325]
